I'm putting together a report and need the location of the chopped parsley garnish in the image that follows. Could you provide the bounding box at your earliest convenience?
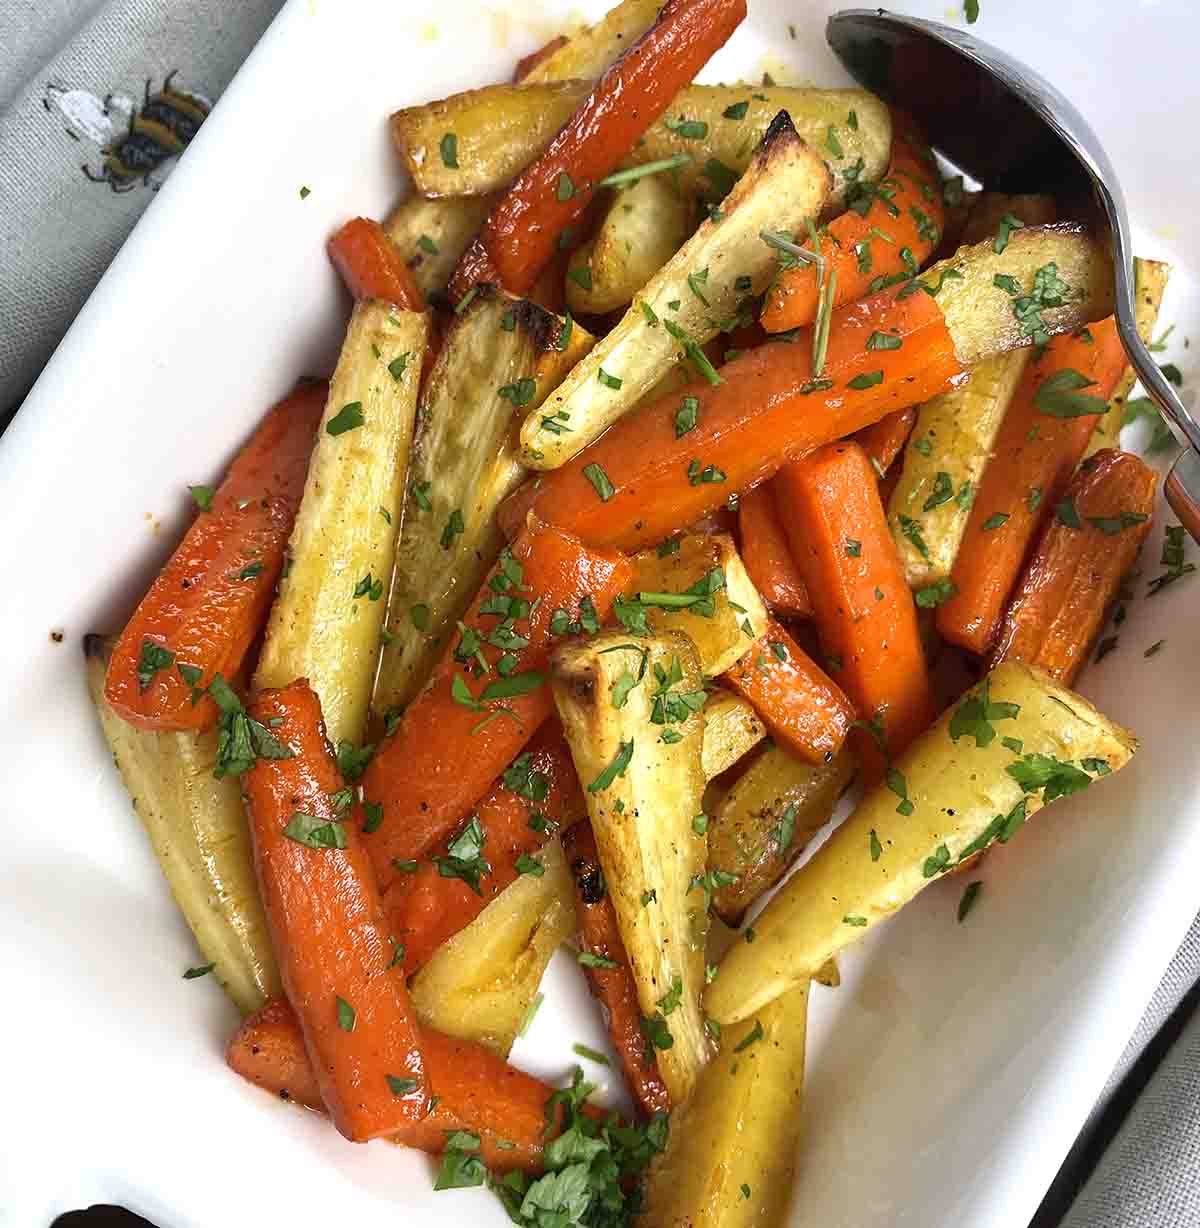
[189,484,214,512]
[867,331,902,351]
[1006,753,1091,802]
[434,816,491,894]
[597,367,623,390]
[516,853,545,877]
[843,915,868,926]
[440,508,465,549]
[1148,524,1195,595]
[771,801,799,851]
[993,213,1024,254]
[326,401,364,436]
[137,639,174,691]
[915,578,957,608]
[336,996,356,1032]
[897,514,930,561]
[555,172,575,201]
[887,767,914,815]
[1033,368,1107,418]
[923,470,955,511]
[948,676,1020,747]
[439,132,458,168]
[733,1020,765,1052]
[663,319,723,386]
[869,829,883,861]
[686,459,726,485]
[588,740,634,792]
[723,99,750,120]
[665,116,708,139]
[208,674,295,779]
[845,538,862,557]
[958,880,983,921]
[582,463,616,502]
[386,1075,419,1097]
[353,572,384,601]
[284,812,346,850]
[499,378,536,407]
[335,740,374,783]
[182,962,215,979]
[1055,498,1082,529]
[568,265,593,291]
[982,512,1010,531]
[578,950,619,970]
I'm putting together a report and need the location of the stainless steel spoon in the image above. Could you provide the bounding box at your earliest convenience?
[826,8,1200,542]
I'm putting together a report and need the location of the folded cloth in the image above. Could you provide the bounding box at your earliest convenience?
[0,0,284,417]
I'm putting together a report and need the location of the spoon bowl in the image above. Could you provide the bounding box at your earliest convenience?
[827,8,1200,541]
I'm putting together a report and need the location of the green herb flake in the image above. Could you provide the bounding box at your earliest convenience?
[847,370,884,390]
[189,484,214,512]
[326,401,364,436]
[982,512,1010,531]
[439,132,458,168]
[723,100,750,120]
[733,1020,765,1052]
[993,213,1024,254]
[843,914,868,927]
[958,880,983,922]
[915,578,957,608]
[869,829,883,861]
[137,639,175,691]
[283,812,346,850]
[336,996,356,1032]
[182,962,215,980]
[867,330,903,351]
[588,740,634,792]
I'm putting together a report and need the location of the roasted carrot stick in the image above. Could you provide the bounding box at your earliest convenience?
[722,618,855,766]
[990,449,1156,684]
[243,681,428,1142]
[449,0,746,299]
[937,318,1129,655]
[737,484,812,618]
[227,1000,596,1172]
[760,129,944,333]
[561,822,671,1117]
[855,406,916,477]
[364,522,633,893]
[513,34,569,82]
[497,283,964,550]
[775,442,934,780]
[243,682,429,1139]
[384,724,584,974]
[327,217,426,311]
[104,382,325,731]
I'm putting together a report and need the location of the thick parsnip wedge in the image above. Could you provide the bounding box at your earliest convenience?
[889,353,1032,588]
[551,630,712,1104]
[639,984,808,1228]
[1086,257,1171,456]
[254,303,425,747]
[889,196,1057,587]
[523,113,831,469]
[630,534,768,677]
[708,662,1136,1022]
[409,839,574,1058]
[384,194,496,300]
[565,174,692,315]
[392,81,887,209]
[709,744,854,927]
[522,0,662,83]
[372,290,594,722]
[86,636,279,1014]
[929,223,1115,366]
[701,690,767,779]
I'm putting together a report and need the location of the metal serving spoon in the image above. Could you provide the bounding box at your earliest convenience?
[826,8,1200,542]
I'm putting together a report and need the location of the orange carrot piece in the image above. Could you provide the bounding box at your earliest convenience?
[562,822,671,1117]
[104,382,325,731]
[449,0,746,299]
[363,522,633,893]
[722,618,855,765]
[497,284,965,550]
[990,449,1156,684]
[737,484,812,617]
[227,1000,594,1172]
[775,442,934,780]
[855,406,917,478]
[242,681,428,1142]
[937,317,1129,655]
[384,724,585,974]
[761,129,944,333]
[327,217,426,311]
[513,34,569,82]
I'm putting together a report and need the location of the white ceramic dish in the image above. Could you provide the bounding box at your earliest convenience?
[2,0,1198,1224]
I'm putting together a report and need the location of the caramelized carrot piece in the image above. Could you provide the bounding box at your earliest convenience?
[722,618,855,765]
[227,1000,596,1172]
[775,442,934,780]
[327,217,426,311]
[363,522,633,893]
[104,382,325,731]
[449,0,746,299]
[990,449,1156,684]
[384,724,584,974]
[497,284,964,550]
[737,485,812,617]
[242,681,427,1142]
[562,822,671,1117]
[760,129,944,333]
[513,34,569,82]
[937,318,1129,655]
[855,406,916,477]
